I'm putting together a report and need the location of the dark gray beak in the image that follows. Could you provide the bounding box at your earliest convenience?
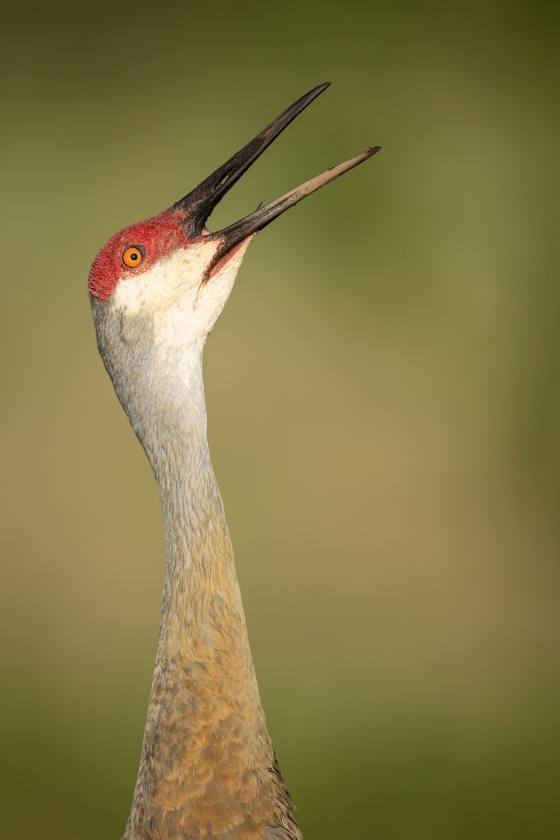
[173,83,380,268]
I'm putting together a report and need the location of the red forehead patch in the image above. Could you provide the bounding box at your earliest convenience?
[88,208,189,301]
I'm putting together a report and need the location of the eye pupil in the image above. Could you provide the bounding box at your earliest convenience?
[130,253,138,261]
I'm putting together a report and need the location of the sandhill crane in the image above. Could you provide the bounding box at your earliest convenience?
[89,83,379,840]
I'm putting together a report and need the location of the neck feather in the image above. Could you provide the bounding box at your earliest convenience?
[119,353,301,840]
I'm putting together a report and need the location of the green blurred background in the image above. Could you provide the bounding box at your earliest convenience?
[1,1,560,837]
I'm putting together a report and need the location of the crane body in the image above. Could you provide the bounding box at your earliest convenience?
[89,84,379,840]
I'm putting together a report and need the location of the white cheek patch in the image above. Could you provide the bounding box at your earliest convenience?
[113,240,220,316]
[112,236,253,356]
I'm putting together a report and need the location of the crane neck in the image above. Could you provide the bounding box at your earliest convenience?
[122,349,301,840]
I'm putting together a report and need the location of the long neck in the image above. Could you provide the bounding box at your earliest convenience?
[122,354,301,840]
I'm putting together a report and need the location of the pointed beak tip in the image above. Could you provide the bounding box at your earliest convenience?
[175,86,381,269]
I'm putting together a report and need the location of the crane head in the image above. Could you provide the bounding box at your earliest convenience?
[89,84,379,345]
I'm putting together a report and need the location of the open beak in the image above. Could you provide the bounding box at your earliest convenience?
[173,83,380,269]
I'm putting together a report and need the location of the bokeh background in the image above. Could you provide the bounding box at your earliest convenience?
[2,1,560,837]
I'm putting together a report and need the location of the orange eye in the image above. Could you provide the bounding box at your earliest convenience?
[122,246,144,268]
